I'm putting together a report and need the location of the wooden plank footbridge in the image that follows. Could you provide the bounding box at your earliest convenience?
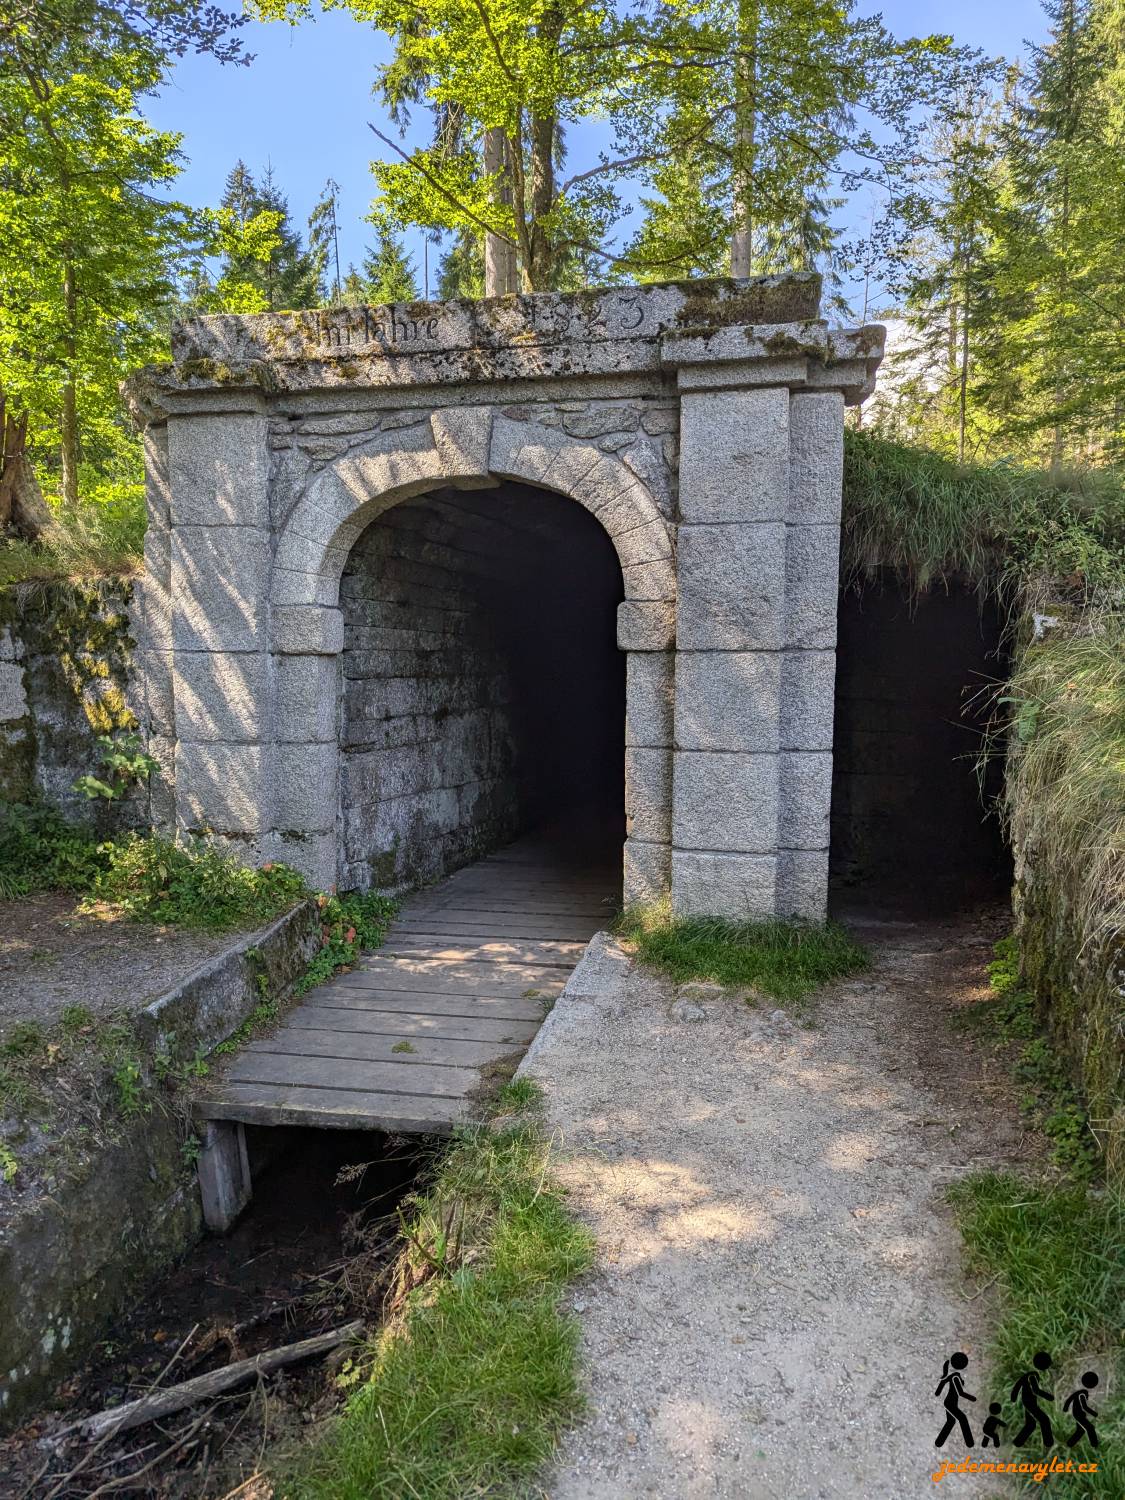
[194,835,617,1229]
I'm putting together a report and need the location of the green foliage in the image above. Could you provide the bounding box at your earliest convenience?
[616,902,868,1003]
[961,938,1100,1178]
[0,802,104,900]
[0,483,146,585]
[277,1121,594,1500]
[948,1172,1124,1495]
[841,429,1125,599]
[295,889,398,994]
[208,160,321,311]
[89,832,307,931]
[72,732,159,801]
[878,0,1125,464]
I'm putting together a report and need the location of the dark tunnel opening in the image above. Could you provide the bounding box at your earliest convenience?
[338,481,626,893]
[829,573,1013,916]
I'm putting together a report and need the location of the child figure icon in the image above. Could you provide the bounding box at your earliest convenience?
[935,1352,976,1448]
[981,1403,1007,1448]
[1063,1373,1100,1448]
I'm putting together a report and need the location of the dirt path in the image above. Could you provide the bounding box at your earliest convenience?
[521,913,1034,1499]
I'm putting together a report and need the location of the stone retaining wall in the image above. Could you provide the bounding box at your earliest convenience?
[0,581,156,826]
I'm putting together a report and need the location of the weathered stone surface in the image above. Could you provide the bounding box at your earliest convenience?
[679,387,789,523]
[789,392,844,524]
[777,848,830,920]
[625,747,673,843]
[676,523,786,651]
[675,651,781,752]
[623,837,671,905]
[275,654,338,742]
[625,652,674,748]
[175,651,269,743]
[617,600,676,652]
[272,605,345,656]
[779,751,833,850]
[672,751,779,853]
[429,406,493,478]
[176,741,273,833]
[0,658,26,722]
[671,849,777,919]
[276,742,337,832]
[780,649,836,752]
[167,410,270,528]
[171,527,271,652]
[784,524,841,650]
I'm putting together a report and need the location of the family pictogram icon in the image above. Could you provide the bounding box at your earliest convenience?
[934,1352,1099,1449]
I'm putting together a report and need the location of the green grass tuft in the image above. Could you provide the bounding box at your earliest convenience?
[949,1172,1124,1496]
[0,484,145,587]
[616,902,868,1002]
[277,1122,594,1500]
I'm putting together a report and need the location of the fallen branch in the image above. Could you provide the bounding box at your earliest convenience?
[61,1321,364,1444]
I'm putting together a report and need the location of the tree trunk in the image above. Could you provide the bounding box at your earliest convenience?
[730,0,759,278]
[483,127,518,297]
[0,393,50,539]
[525,4,563,291]
[60,260,79,509]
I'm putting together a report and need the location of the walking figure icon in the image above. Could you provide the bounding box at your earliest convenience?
[1012,1352,1054,1447]
[935,1352,976,1448]
[981,1403,1007,1447]
[1063,1373,1099,1448]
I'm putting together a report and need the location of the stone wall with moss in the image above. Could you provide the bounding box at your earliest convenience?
[0,580,152,826]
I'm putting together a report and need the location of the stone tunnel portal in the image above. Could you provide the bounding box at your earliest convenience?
[338,481,625,894]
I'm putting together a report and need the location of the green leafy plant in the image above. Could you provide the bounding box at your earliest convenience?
[73,732,159,801]
[0,1142,18,1183]
[295,890,398,995]
[0,802,104,899]
[89,833,307,931]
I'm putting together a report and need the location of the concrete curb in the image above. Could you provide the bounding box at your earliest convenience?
[517,931,633,1081]
[137,899,322,1066]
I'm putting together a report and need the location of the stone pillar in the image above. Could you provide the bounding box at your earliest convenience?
[166,393,276,861]
[619,600,676,904]
[779,391,844,918]
[671,387,789,918]
[271,605,343,890]
[136,421,176,831]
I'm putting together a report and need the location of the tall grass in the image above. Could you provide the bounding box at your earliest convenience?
[1002,618,1125,952]
[0,483,145,586]
[842,431,1125,602]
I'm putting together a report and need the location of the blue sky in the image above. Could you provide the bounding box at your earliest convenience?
[148,0,1050,306]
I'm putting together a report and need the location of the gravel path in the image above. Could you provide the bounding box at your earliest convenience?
[521,915,1032,1499]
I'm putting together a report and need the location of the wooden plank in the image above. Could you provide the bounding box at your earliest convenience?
[403,901,615,920]
[224,1052,479,1097]
[377,938,587,965]
[241,1028,515,1069]
[342,962,566,990]
[196,1083,469,1134]
[390,916,601,940]
[286,1007,539,1044]
[307,988,548,1021]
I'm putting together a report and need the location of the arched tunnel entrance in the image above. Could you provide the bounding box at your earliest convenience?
[336,481,626,895]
